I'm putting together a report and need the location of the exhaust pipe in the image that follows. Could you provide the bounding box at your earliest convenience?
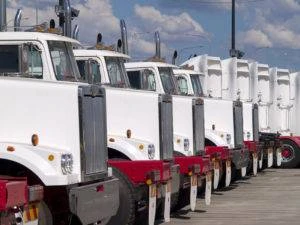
[154,31,161,58]
[120,19,128,55]
[0,0,7,31]
[72,24,79,40]
[14,9,22,31]
[117,39,122,53]
[172,50,178,65]
[58,0,72,37]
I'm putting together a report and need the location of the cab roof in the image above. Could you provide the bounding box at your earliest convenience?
[125,61,178,69]
[0,32,80,44]
[73,49,130,59]
[173,68,203,76]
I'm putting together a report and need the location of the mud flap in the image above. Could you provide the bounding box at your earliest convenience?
[259,151,263,169]
[23,203,39,225]
[149,184,157,225]
[241,167,247,177]
[253,153,258,175]
[268,148,273,167]
[205,172,212,206]
[225,160,231,187]
[164,181,171,223]
[190,175,198,211]
[213,160,220,189]
[276,148,282,167]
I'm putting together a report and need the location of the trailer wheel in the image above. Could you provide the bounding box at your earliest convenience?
[281,140,300,168]
[107,167,135,225]
[38,201,53,225]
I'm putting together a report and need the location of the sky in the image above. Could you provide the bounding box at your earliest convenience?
[5,0,300,71]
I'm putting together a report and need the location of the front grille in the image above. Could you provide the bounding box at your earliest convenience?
[192,98,205,155]
[233,101,244,148]
[78,85,107,181]
[252,103,259,142]
[159,94,174,160]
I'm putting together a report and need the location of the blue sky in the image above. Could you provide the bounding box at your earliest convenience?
[6,0,300,71]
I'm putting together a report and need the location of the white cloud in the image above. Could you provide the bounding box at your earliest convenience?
[134,4,208,40]
[239,29,272,48]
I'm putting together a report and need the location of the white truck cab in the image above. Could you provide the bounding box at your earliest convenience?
[0,31,119,225]
[181,55,250,177]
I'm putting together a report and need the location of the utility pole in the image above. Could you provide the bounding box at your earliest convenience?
[229,0,244,58]
[231,0,235,55]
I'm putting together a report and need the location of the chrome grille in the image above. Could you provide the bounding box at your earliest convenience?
[78,85,107,181]
[233,101,244,148]
[192,98,205,155]
[252,103,259,142]
[159,94,174,160]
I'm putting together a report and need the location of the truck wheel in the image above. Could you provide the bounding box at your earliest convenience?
[38,201,53,225]
[281,140,300,168]
[107,167,135,225]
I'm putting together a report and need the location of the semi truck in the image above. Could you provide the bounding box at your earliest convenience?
[73,29,213,216]
[249,63,283,168]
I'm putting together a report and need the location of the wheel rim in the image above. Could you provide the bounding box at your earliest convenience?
[282,144,295,163]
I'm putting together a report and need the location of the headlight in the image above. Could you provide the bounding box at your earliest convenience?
[184,138,190,151]
[247,132,251,140]
[148,144,155,159]
[61,153,73,175]
[226,134,231,144]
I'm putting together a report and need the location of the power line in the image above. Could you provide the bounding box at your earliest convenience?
[184,0,266,4]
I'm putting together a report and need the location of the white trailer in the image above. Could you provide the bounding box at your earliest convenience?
[181,55,250,177]
[0,31,119,225]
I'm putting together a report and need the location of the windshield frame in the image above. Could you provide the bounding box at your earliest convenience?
[47,40,82,82]
[104,56,130,88]
[158,66,178,95]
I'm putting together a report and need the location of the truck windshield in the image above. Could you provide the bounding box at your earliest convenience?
[48,41,82,82]
[158,67,178,95]
[190,74,204,96]
[105,57,129,88]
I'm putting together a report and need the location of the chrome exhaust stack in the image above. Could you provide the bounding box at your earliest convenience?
[14,9,22,31]
[155,31,161,58]
[172,50,178,65]
[72,24,79,40]
[0,0,6,31]
[120,19,128,55]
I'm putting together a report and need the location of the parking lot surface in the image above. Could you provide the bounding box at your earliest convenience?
[160,169,300,225]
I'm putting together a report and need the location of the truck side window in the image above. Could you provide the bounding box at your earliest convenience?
[127,70,142,89]
[176,76,188,95]
[0,45,19,74]
[0,44,43,78]
[76,59,101,84]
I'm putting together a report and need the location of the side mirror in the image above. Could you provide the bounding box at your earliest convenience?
[85,59,94,84]
[19,44,29,74]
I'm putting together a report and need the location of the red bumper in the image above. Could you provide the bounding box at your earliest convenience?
[108,160,171,185]
[0,177,27,211]
[205,146,230,160]
[174,156,211,176]
[244,141,259,153]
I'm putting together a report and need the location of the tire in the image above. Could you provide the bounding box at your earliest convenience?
[281,139,300,168]
[38,201,53,225]
[107,167,136,225]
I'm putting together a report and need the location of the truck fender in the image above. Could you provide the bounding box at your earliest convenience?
[107,136,149,161]
[0,143,78,186]
[205,131,228,147]
[280,136,300,148]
